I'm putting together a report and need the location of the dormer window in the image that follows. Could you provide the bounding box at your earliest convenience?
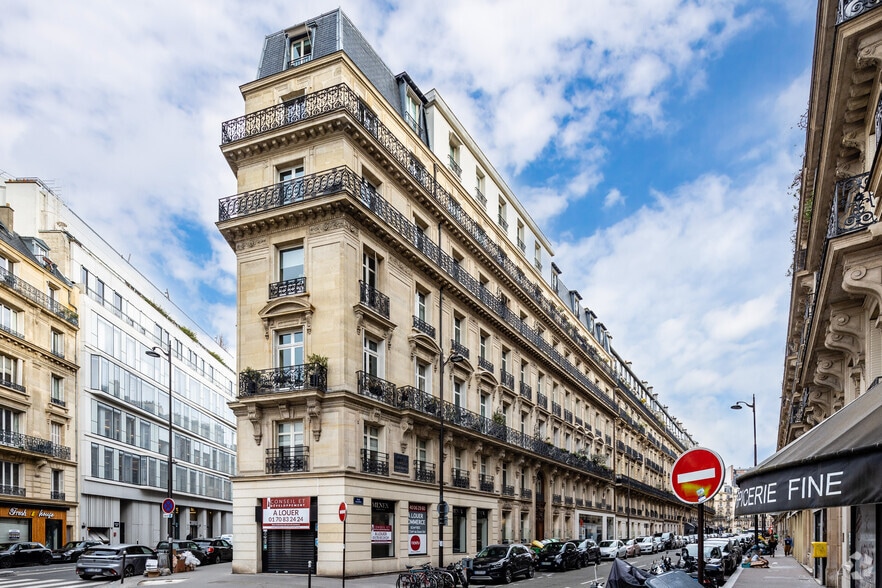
[405,93,420,132]
[289,35,312,67]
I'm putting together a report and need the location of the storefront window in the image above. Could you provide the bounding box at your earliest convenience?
[371,500,395,558]
[408,504,428,556]
[453,507,467,553]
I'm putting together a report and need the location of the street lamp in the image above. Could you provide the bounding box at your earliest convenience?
[730,393,757,549]
[147,342,174,542]
[438,350,465,568]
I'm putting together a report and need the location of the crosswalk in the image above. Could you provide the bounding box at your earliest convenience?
[0,576,115,587]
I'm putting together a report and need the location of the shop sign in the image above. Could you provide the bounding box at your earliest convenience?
[262,496,311,530]
[372,524,392,544]
[408,504,427,555]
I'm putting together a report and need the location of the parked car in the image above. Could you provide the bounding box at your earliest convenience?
[76,544,157,579]
[469,543,535,583]
[0,542,52,568]
[192,538,233,564]
[536,540,581,571]
[599,539,628,559]
[623,538,641,558]
[704,538,739,575]
[683,543,727,575]
[576,538,602,565]
[659,532,675,550]
[51,540,104,563]
[155,539,208,566]
[219,533,233,545]
[636,536,657,554]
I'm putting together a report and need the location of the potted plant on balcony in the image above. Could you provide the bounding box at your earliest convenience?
[242,367,262,395]
[305,353,328,388]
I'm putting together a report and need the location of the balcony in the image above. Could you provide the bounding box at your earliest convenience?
[537,393,548,410]
[357,371,398,405]
[238,363,327,397]
[479,474,494,493]
[564,409,573,424]
[0,429,71,460]
[502,485,515,497]
[500,370,514,389]
[265,446,309,473]
[452,468,470,488]
[829,173,877,238]
[448,155,462,178]
[450,340,469,359]
[0,485,25,497]
[412,316,435,338]
[520,488,532,500]
[361,449,389,476]
[517,238,526,252]
[0,378,25,394]
[475,187,487,207]
[564,496,574,506]
[0,267,78,326]
[359,280,390,319]
[552,402,561,417]
[414,460,436,483]
[552,494,562,505]
[478,357,493,372]
[497,214,508,231]
[519,381,532,401]
[839,0,882,23]
[289,53,313,67]
[50,397,66,408]
[269,277,307,299]
[0,322,24,341]
[50,491,65,500]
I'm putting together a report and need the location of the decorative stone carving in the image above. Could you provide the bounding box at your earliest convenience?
[259,298,314,339]
[308,218,358,235]
[235,237,268,251]
[842,254,882,313]
[307,399,322,441]
[247,404,263,445]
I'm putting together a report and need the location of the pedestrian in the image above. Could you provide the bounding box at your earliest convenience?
[768,535,778,557]
[784,534,793,557]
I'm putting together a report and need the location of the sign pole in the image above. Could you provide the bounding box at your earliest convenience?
[697,504,705,584]
[339,501,347,588]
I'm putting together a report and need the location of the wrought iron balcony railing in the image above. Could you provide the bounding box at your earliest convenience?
[0,322,24,341]
[0,267,78,326]
[269,277,307,299]
[452,468,470,488]
[359,280,390,319]
[517,238,526,252]
[500,370,514,389]
[412,316,435,338]
[361,448,389,476]
[502,485,515,497]
[564,409,573,424]
[552,494,562,504]
[498,214,508,231]
[357,371,399,405]
[450,340,469,359]
[238,363,327,397]
[0,378,25,394]
[0,485,25,497]
[474,187,487,207]
[828,173,877,238]
[479,474,494,493]
[51,491,65,500]
[289,53,313,68]
[520,488,532,500]
[519,381,532,401]
[50,397,66,408]
[839,0,882,24]
[448,155,462,178]
[0,429,71,460]
[552,402,562,417]
[414,460,436,483]
[537,393,548,410]
[478,357,493,372]
[265,446,309,473]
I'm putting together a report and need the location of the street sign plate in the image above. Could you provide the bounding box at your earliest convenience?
[161,498,176,514]
[339,501,347,522]
[670,447,725,504]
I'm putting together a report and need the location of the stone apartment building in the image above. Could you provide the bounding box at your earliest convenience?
[218,9,698,576]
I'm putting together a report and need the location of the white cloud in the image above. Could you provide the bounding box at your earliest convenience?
[603,188,625,209]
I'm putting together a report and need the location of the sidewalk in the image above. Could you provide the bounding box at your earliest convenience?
[726,556,818,587]
[134,563,401,587]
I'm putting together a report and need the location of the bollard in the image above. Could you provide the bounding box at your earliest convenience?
[307,560,312,588]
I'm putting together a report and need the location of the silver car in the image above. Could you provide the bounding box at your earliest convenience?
[76,544,158,580]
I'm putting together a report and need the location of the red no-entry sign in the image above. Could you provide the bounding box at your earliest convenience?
[670,447,725,504]
[339,502,347,522]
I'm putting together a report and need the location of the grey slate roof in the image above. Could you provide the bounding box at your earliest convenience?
[0,221,73,286]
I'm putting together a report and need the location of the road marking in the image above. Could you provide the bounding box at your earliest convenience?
[677,467,716,484]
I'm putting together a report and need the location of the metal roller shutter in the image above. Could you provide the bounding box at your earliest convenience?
[265,529,316,573]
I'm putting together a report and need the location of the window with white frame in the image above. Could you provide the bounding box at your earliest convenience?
[278,164,305,203]
[498,198,508,230]
[479,393,488,418]
[51,375,64,405]
[415,361,430,393]
[416,438,428,470]
[453,315,464,345]
[517,221,525,251]
[534,243,542,270]
[51,330,64,356]
[277,420,304,456]
[0,408,20,434]
[51,422,62,446]
[363,424,381,459]
[51,468,64,497]
[453,380,463,408]
[0,461,20,491]
[0,304,20,336]
[415,289,428,323]
[405,93,421,132]
[363,250,379,290]
[0,354,19,387]
[289,35,312,65]
[363,334,384,378]
[276,329,304,368]
[279,246,304,282]
[0,255,11,274]
[479,332,488,360]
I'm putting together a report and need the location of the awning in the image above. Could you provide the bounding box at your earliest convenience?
[734,383,882,516]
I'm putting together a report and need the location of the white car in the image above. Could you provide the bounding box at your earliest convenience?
[636,536,656,554]
[598,539,628,559]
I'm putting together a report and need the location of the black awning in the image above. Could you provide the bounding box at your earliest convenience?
[734,383,882,516]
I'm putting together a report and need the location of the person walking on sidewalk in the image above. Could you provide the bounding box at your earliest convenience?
[784,534,793,557]
[768,535,778,557]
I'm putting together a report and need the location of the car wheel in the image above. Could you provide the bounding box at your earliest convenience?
[41,553,51,565]
[124,564,135,577]
[80,575,92,581]
[503,567,513,584]
[525,565,535,579]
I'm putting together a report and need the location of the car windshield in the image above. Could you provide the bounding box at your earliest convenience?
[599,541,616,548]
[476,546,508,558]
[540,542,562,554]
[84,548,121,557]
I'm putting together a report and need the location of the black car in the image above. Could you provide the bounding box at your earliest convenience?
[576,538,602,566]
[76,544,157,579]
[155,540,209,566]
[469,543,535,583]
[536,540,581,571]
[51,540,104,563]
[192,538,233,564]
[0,542,52,568]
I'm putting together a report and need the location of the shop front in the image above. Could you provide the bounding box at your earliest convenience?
[260,496,317,574]
[0,503,68,548]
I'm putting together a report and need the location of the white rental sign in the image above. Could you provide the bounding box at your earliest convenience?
[262,496,311,530]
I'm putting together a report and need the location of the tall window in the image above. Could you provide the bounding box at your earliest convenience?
[415,290,428,323]
[498,198,508,230]
[51,375,64,405]
[0,461,20,491]
[417,438,428,466]
[289,35,312,64]
[517,221,525,250]
[501,348,510,374]
[363,424,380,458]
[0,354,18,386]
[277,420,304,456]
[51,422,62,446]
[479,393,488,418]
[0,255,11,274]
[0,408,19,434]
[405,93,420,131]
[363,251,378,289]
[453,316,463,345]
[537,373,544,396]
[363,334,383,377]
[453,380,463,408]
[415,362,429,392]
[51,469,64,497]
[0,304,20,335]
[276,329,304,368]
[534,243,542,270]
[279,246,304,281]
[278,165,305,202]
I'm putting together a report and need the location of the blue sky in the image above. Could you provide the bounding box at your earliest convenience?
[0,1,814,483]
